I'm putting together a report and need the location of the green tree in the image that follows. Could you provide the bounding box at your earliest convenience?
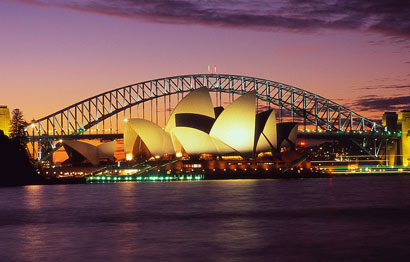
[9,108,27,139]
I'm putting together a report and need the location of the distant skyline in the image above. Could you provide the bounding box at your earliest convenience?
[1,0,409,122]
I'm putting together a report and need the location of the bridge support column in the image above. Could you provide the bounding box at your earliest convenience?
[385,139,399,166]
[398,111,410,167]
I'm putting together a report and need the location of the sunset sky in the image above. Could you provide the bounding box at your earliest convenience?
[1,0,409,123]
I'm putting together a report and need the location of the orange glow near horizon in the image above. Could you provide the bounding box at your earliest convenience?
[1,1,409,138]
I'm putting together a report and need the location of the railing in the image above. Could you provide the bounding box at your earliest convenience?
[28,74,384,138]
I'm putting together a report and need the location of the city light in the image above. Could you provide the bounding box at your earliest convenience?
[86,174,205,183]
[126,153,133,161]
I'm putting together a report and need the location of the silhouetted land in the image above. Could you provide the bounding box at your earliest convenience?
[0,130,44,186]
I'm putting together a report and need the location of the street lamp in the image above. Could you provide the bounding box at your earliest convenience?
[30,122,35,137]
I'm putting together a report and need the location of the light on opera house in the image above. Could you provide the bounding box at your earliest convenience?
[124,88,297,160]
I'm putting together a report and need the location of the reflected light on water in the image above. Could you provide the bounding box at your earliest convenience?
[23,185,44,210]
[0,178,410,261]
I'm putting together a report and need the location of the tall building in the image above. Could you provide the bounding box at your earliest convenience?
[0,106,11,137]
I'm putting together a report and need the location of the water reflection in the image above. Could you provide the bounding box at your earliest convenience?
[211,180,262,261]
[23,185,44,210]
[328,177,335,207]
[0,177,410,261]
[16,225,48,261]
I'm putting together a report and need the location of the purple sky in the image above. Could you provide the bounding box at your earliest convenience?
[1,0,409,122]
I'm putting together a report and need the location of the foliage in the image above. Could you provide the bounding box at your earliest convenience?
[9,108,28,148]
[0,130,43,186]
[10,108,27,138]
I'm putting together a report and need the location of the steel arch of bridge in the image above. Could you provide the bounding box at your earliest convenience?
[30,74,383,138]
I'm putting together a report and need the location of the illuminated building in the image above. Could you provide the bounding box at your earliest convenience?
[0,106,11,137]
[124,88,297,160]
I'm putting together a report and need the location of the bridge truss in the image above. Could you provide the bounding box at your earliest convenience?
[27,74,389,161]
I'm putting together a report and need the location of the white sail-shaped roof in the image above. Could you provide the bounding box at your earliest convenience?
[288,125,298,145]
[279,124,298,148]
[209,91,256,155]
[256,110,278,152]
[63,140,116,165]
[63,140,99,165]
[171,127,236,155]
[97,141,117,159]
[124,122,139,159]
[165,87,215,132]
[125,119,174,158]
[123,88,298,160]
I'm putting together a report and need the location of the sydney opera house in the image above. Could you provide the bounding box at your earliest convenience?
[62,140,117,166]
[124,88,298,161]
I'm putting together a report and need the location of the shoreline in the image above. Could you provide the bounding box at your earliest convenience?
[2,171,410,187]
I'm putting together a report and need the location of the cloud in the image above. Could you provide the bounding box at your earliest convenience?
[18,0,410,38]
[347,95,410,112]
[362,84,410,90]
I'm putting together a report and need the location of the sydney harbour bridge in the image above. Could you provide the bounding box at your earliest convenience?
[26,74,399,163]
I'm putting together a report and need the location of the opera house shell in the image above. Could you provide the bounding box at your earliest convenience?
[63,140,117,166]
[124,88,297,160]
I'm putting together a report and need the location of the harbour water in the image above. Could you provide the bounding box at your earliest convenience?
[0,176,410,261]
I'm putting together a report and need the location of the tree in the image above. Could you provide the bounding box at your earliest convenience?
[0,129,42,186]
[9,108,28,139]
